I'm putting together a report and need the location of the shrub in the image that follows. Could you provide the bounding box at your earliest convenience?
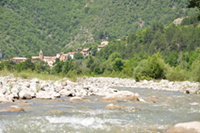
[133,53,166,81]
[166,66,189,81]
[133,60,151,81]
[147,52,166,79]
[192,64,200,82]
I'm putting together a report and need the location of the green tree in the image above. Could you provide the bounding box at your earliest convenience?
[147,53,165,79]
[62,59,74,75]
[74,52,83,60]
[54,61,64,73]
[187,0,200,20]
[113,58,124,71]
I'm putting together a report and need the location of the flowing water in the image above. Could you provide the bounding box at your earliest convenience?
[0,88,200,133]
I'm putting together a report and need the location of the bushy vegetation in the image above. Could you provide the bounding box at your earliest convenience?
[0,0,196,58]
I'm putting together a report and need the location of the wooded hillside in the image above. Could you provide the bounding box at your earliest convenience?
[0,0,195,58]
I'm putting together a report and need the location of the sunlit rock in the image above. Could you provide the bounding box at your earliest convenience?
[105,104,121,109]
[30,78,39,83]
[166,121,200,133]
[62,81,68,86]
[0,87,7,94]
[19,90,33,99]
[0,106,24,112]
[59,89,74,97]
[69,97,83,103]
[148,101,156,104]
[101,91,139,102]
[36,91,51,99]
[0,96,14,103]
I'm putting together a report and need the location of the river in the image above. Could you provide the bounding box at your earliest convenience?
[0,88,200,133]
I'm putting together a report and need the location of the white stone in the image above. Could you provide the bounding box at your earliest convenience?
[36,91,51,99]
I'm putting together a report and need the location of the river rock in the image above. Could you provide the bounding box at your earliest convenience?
[0,96,14,103]
[62,81,67,86]
[36,91,51,99]
[43,86,55,92]
[101,91,139,102]
[0,87,7,94]
[59,89,74,97]
[19,90,33,99]
[24,82,30,88]
[30,78,40,83]
[11,86,21,98]
[50,92,60,98]
[69,97,83,103]
[56,86,64,92]
[105,104,121,109]
[148,101,156,104]
[166,121,200,133]
[0,106,24,112]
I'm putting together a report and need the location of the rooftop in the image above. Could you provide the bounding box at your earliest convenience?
[82,48,90,52]
[67,52,77,55]
[12,57,26,60]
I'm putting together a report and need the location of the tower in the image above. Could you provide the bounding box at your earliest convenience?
[39,50,44,60]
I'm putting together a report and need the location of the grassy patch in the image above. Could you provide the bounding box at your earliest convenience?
[0,69,64,81]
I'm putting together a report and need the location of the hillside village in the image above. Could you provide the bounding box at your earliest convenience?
[11,41,109,67]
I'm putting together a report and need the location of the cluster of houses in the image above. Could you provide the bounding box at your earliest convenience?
[11,41,109,67]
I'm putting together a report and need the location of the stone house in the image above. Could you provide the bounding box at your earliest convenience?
[12,57,26,64]
[60,54,68,61]
[67,52,77,59]
[81,48,90,56]
[56,52,64,58]
[43,56,57,67]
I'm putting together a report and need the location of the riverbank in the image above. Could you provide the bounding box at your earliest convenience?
[77,77,200,94]
[0,75,200,103]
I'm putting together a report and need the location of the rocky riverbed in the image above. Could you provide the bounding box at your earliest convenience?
[77,77,200,94]
[0,75,141,104]
[1,75,200,104]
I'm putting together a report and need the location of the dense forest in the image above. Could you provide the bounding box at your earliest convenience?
[0,0,196,58]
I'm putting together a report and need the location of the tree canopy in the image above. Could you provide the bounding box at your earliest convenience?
[187,0,200,20]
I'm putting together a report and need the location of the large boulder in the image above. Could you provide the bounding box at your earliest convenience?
[0,106,24,112]
[19,90,34,99]
[0,96,14,103]
[11,86,21,98]
[166,121,200,133]
[101,91,139,102]
[36,91,51,99]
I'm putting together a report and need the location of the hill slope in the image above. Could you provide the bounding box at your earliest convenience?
[0,0,195,58]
